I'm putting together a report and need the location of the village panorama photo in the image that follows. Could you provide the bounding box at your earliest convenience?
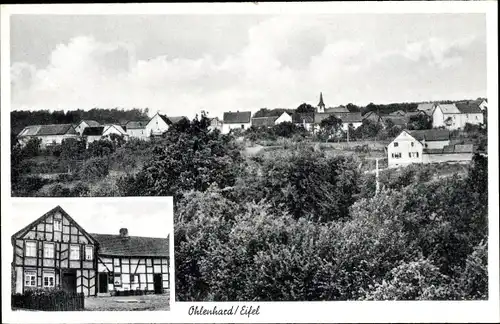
[7,198,173,311]
[6,11,491,303]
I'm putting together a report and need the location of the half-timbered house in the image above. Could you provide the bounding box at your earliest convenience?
[11,206,170,297]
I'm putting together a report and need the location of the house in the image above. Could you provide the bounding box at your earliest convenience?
[314,112,362,132]
[389,110,407,117]
[222,111,252,134]
[387,129,451,167]
[145,112,188,137]
[292,112,314,131]
[432,103,484,129]
[208,117,223,132]
[381,115,408,128]
[325,106,350,114]
[11,206,169,296]
[74,120,100,135]
[275,112,293,124]
[417,103,437,117]
[17,124,79,148]
[125,121,149,140]
[82,125,129,146]
[251,116,278,128]
[362,111,383,124]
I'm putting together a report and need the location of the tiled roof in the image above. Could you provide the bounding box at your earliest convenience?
[424,144,474,154]
[325,106,349,113]
[437,104,461,114]
[390,110,406,116]
[408,129,450,142]
[82,126,104,136]
[168,116,188,124]
[90,233,169,257]
[223,111,252,124]
[314,113,334,124]
[81,120,100,127]
[334,112,363,123]
[18,124,78,136]
[455,102,482,114]
[292,113,314,124]
[251,116,278,127]
[417,103,437,116]
[382,116,408,126]
[126,121,148,129]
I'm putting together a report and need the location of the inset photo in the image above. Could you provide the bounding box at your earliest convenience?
[8,197,173,312]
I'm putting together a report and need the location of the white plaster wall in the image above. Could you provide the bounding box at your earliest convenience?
[432,107,445,128]
[145,114,169,136]
[222,123,250,134]
[275,113,292,124]
[387,131,424,167]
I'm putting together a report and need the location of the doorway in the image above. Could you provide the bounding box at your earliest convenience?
[98,273,108,293]
[61,270,77,293]
[153,274,162,294]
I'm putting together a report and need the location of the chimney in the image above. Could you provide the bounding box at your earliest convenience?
[119,228,129,238]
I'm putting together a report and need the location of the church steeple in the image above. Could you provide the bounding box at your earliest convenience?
[317,92,325,113]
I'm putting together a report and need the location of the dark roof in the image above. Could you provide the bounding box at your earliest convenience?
[334,112,363,123]
[292,113,314,124]
[423,144,474,154]
[223,111,252,124]
[168,116,188,124]
[19,124,78,136]
[314,112,333,124]
[12,206,97,245]
[82,126,104,136]
[325,106,349,113]
[390,110,406,116]
[455,102,482,114]
[157,113,170,124]
[417,103,437,116]
[251,116,278,127]
[382,116,408,126]
[318,92,325,107]
[408,129,451,142]
[90,233,169,257]
[126,121,148,129]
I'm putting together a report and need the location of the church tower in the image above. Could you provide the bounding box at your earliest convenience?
[317,92,326,113]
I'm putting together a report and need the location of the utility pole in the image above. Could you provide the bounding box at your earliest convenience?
[375,158,380,196]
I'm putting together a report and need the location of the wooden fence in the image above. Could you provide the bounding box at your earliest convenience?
[11,292,84,311]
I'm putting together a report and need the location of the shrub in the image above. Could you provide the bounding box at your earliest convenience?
[79,157,110,181]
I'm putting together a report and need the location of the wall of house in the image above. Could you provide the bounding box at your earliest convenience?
[275,113,292,124]
[35,135,79,148]
[432,107,445,128]
[127,128,150,139]
[222,123,250,134]
[97,256,169,293]
[145,114,169,136]
[423,140,450,149]
[387,131,424,167]
[422,152,473,164]
[12,210,97,296]
[85,135,102,147]
[75,122,88,135]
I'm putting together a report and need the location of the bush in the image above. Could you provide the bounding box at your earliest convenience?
[79,157,110,181]
[12,176,50,197]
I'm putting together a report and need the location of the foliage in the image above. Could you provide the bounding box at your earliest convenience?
[78,157,110,181]
[296,103,316,114]
[318,115,343,141]
[21,138,42,158]
[253,108,294,118]
[86,139,115,157]
[407,114,432,130]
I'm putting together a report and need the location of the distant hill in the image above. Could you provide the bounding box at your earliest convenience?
[11,108,151,135]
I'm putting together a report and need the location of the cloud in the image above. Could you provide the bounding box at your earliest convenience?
[10,16,486,116]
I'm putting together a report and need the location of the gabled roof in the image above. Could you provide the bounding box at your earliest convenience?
[11,206,98,245]
[390,110,406,116]
[223,111,252,124]
[408,129,451,142]
[158,113,170,124]
[82,126,105,136]
[18,124,78,137]
[325,106,349,113]
[334,112,363,123]
[382,116,408,126]
[292,113,314,124]
[417,103,437,116]
[125,121,148,129]
[251,116,278,127]
[168,116,188,124]
[314,112,334,124]
[455,102,482,114]
[103,124,128,136]
[437,104,461,114]
[90,233,169,257]
[79,120,100,127]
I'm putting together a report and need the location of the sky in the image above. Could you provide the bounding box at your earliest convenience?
[10,14,487,118]
[9,197,173,238]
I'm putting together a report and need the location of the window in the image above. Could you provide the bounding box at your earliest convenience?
[394,153,402,159]
[114,274,122,286]
[44,243,54,258]
[25,271,36,287]
[391,153,394,158]
[54,219,62,231]
[416,152,419,158]
[241,125,244,129]
[70,245,80,260]
[411,142,414,147]
[25,241,36,257]
[43,272,55,288]
[85,246,93,260]
[394,142,399,147]
[409,153,412,158]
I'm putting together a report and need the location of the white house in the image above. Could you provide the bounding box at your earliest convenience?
[125,121,149,140]
[102,124,129,138]
[74,120,100,135]
[83,125,129,146]
[17,124,79,148]
[145,113,170,137]
[275,112,293,124]
[432,103,484,130]
[417,103,437,117]
[222,111,252,134]
[387,129,451,167]
[208,117,224,132]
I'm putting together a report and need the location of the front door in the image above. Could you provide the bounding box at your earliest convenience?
[153,274,162,294]
[62,270,77,293]
[98,273,108,293]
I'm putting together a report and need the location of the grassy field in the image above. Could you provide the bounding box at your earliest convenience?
[84,293,170,311]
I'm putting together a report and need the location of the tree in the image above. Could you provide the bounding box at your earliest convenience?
[407,114,432,130]
[296,103,316,114]
[319,115,343,141]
